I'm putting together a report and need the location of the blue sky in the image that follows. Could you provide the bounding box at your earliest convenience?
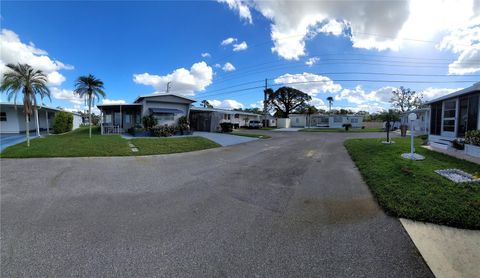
[1,0,479,113]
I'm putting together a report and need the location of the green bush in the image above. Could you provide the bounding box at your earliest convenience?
[142,114,157,131]
[465,130,480,146]
[152,125,175,137]
[342,123,352,131]
[220,122,233,133]
[52,111,73,134]
[178,116,190,133]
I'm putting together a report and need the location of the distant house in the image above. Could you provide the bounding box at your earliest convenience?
[425,82,479,149]
[97,93,195,134]
[0,102,82,134]
[400,108,430,135]
[289,113,363,128]
[262,114,277,128]
[189,107,261,132]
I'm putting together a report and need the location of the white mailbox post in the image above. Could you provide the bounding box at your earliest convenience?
[401,113,425,160]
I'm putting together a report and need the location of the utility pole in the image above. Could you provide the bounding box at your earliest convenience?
[263,78,268,127]
[166,82,171,93]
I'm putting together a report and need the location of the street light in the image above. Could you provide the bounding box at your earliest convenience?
[401,112,425,160]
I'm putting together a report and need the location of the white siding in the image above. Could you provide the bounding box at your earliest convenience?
[0,106,20,133]
[73,114,82,130]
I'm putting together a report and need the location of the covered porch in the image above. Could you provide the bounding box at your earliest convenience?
[98,104,142,135]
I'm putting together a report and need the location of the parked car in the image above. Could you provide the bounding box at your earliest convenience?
[248,120,262,129]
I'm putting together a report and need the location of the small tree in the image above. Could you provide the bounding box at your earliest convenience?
[265,86,311,118]
[74,74,105,139]
[53,111,73,134]
[390,87,422,112]
[201,100,213,108]
[380,109,400,143]
[142,114,157,131]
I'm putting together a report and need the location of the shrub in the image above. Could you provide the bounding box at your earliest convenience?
[220,122,233,133]
[342,123,352,131]
[142,114,157,131]
[127,127,145,136]
[178,116,190,134]
[452,139,465,150]
[152,125,175,137]
[465,130,480,146]
[53,111,73,134]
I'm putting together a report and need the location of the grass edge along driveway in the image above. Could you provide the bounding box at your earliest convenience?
[344,137,480,230]
[0,127,220,158]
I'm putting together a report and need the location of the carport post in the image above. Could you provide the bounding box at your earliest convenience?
[45,110,49,134]
[35,108,40,137]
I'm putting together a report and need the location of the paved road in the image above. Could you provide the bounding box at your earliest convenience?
[1,131,432,277]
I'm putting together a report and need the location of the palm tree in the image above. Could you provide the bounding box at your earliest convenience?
[1,63,50,147]
[74,74,105,138]
[326,96,334,112]
[201,100,212,108]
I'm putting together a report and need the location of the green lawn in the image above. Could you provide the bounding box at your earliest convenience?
[1,127,220,158]
[344,137,480,229]
[299,127,383,132]
[231,132,272,139]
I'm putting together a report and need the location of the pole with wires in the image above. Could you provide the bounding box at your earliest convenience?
[263,78,268,127]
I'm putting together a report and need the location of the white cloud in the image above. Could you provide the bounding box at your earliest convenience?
[305,57,319,66]
[317,20,347,36]
[133,61,213,96]
[0,29,73,86]
[50,87,83,105]
[221,37,237,46]
[420,87,461,101]
[201,52,211,58]
[220,0,478,60]
[214,63,222,68]
[217,0,252,24]
[309,97,327,109]
[222,62,236,72]
[102,99,127,105]
[233,41,248,51]
[437,16,480,74]
[334,85,396,105]
[208,99,244,109]
[250,100,264,109]
[274,73,342,96]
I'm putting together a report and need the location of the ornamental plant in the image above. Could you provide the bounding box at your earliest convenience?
[465,130,480,146]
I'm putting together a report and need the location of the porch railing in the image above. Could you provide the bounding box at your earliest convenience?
[101,124,123,135]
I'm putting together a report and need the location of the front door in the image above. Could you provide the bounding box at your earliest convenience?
[441,99,456,137]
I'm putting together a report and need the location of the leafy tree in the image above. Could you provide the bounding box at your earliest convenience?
[52,111,73,134]
[74,74,105,138]
[201,100,213,108]
[265,87,311,118]
[0,63,50,147]
[326,96,334,112]
[380,109,400,143]
[233,107,263,115]
[391,87,423,112]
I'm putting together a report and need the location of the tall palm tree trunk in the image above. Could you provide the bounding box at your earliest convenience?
[25,113,30,147]
[88,95,92,138]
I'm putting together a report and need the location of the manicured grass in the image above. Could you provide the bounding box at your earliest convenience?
[132,136,220,155]
[1,127,220,158]
[299,127,383,132]
[231,132,271,139]
[344,137,480,229]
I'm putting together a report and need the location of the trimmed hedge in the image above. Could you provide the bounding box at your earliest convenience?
[53,111,73,134]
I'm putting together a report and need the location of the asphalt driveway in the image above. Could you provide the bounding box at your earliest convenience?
[0,131,432,277]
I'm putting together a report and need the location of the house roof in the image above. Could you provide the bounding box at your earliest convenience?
[400,108,430,115]
[97,103,142,107]
[190,106,261,116]
[425,82,480,104]
[133,93,196,103]
[1,102,67,113]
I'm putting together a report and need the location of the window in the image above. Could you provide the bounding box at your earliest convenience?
[234,114,239,119]
[0,112,6,121]
[430,102,442,135]
[334,116,342,123]
[154,113,174,121]
[351,118,358,123]
[105,114,112,124]
[442,99,456,133]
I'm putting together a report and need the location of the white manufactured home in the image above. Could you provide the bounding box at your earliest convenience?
[426,82,479,149]
[400,108,430,135]
[0,103,82,134]
[189,107,261,132]
[289,114,363,128]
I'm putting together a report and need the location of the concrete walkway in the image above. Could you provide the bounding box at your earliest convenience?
[401,218,480,278]
[0,133,44,152]
[193,131,258,146]
[422,145,480,164]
